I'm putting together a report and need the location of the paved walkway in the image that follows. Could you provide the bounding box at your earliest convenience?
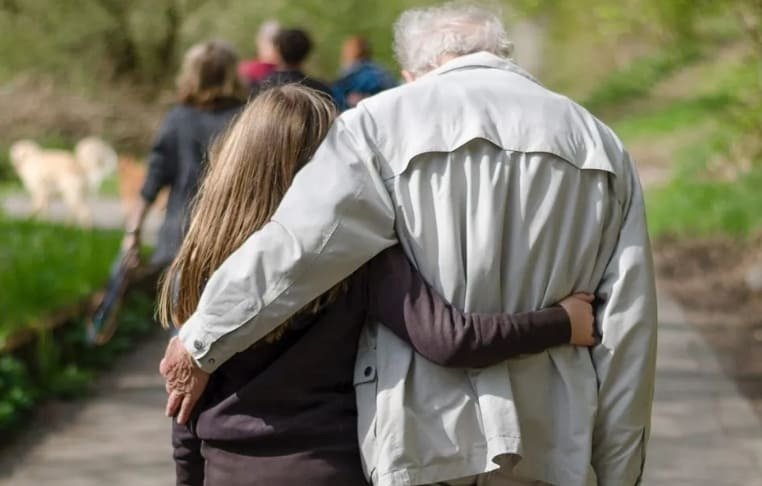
[1,288,761,484]
[643,291,762,485]
[1,193,163,243]
[0,335,174,485]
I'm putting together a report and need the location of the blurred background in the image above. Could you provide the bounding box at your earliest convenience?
[0,0,761,484]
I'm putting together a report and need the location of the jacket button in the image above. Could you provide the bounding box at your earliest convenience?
[208,358,216,366]
[364,366,373,377]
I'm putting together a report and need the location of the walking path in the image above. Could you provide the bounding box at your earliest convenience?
[1,193,163,243]
[0,334,174,485]
[1,288,761,484]
[643,290,762,485]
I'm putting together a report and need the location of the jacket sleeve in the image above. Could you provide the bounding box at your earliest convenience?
[365,246,572,368]
[140,109,178,203]
[172,419,204,486]
[178,114,397,372]
[591,154,658,485]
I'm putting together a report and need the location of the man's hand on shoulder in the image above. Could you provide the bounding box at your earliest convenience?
[159,336,210,425]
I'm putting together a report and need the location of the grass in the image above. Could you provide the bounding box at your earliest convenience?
[612,95,732,141]
[646,165,762,237]
[591,40,762,239]
[583,48,702,115]
[0,216,122,345]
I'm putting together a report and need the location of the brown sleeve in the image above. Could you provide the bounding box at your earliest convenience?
[365,245,571,368]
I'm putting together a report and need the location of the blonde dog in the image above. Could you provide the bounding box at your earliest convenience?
[10,140,87,225]
[75,136,118,192]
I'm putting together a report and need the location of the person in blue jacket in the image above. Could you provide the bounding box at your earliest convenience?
[331,36,397,111]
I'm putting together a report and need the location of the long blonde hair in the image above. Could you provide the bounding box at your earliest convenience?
[158,85,339,336]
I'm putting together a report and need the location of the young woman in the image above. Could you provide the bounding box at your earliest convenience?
[159,85,596,486]
[121,40,246,267]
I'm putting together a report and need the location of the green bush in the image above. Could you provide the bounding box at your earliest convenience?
[0,145,12,183]
[0,216,121,344]
[0,291,157,435]
[0,355,36,432]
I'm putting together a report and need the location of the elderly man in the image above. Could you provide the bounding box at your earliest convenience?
[161,3,657,486]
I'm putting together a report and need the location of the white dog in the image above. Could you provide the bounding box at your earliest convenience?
[9,137,118,226]
[75,136,118,191]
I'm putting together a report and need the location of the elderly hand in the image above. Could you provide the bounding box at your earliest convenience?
[159,336,210,425]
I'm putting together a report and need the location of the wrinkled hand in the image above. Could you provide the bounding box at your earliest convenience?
[159,336,210,425]
[559,292,597,347]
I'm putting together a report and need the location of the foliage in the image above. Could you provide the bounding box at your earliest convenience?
[0,354,36,431]
[0,0,210,88]
[0,291,157,434]
[608,42,762,238]
[0,0,432,89]
[611,95,731,141]
[582,48,702,114]
[646,166,762,237]
[0,216,122,345]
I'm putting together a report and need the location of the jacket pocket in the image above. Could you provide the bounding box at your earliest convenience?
[354,329,379,483]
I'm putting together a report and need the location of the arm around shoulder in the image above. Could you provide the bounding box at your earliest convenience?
[179,116,397,372]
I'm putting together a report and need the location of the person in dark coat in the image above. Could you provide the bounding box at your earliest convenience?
[157,85,597,486]
[257,28,333,99]
[121,40,246,267]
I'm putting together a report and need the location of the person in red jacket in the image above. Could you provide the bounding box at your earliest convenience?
[237,20,280,84]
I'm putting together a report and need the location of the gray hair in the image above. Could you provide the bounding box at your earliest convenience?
[257,20,280,43]
[393,3,513,77]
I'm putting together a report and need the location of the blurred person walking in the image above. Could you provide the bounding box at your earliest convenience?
[258,28,333,99]
[161,4,657,486]
[331,35,397,111]
[238,20,281,84]
[121,40,246,268]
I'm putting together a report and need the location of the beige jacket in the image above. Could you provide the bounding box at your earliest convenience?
[179,52,658,486]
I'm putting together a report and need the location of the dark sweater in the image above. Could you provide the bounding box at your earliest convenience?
[172,246,571,486]
[140,100,243,265]
[257,69,334,100]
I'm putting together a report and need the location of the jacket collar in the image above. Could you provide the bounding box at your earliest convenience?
[423,51,539,84]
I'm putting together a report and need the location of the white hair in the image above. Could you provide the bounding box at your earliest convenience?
[394,3,513,77]
[257,20,281,43]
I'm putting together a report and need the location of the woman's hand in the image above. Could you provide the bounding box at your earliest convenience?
[121,230,141,270]
[559,293,596,346]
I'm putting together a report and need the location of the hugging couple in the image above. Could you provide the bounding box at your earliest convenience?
[159,4,657,486]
